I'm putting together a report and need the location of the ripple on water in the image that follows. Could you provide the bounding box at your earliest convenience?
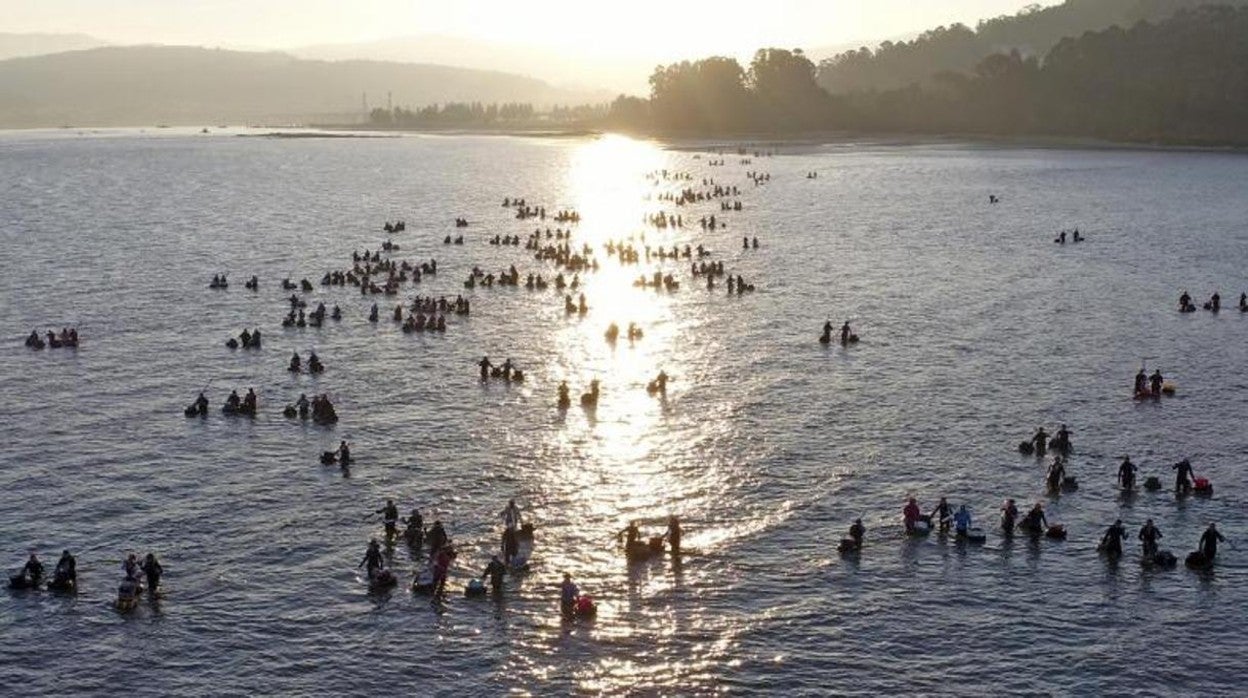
[0,132,1246,694]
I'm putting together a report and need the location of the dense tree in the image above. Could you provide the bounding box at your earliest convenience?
[816,0,1248,94]
[367,101,602,128]
[610,7,1248,145]
[837,6,1248,144]
[649,57,753,132]
[371,7,1248,145]
[747,48,830,130]
[606,95,651,131]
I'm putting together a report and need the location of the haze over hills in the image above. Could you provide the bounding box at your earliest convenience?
[0,45,612,128]
[0,31,920,99]
[5,0,1248,133]
[290,34,647,95]
[289,34,898,96]
[0,32,107,61]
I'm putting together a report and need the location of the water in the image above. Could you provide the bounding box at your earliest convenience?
[1,129,1245,695]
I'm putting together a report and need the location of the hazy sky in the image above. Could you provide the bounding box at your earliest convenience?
[9,0,1049,55]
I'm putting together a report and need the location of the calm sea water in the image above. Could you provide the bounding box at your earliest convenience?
[1,129,1245,696]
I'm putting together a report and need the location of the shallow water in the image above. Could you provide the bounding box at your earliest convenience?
[1,129,1245,695]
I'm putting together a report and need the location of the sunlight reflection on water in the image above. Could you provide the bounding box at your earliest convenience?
[1,131,1246,695]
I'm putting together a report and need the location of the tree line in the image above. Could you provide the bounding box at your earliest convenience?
[368,102,606,128]
[604,6,1248,145]
[364,6,1248,146]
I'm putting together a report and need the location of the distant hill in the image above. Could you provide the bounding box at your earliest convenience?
[0,45,609,128]
[0,32,107,61]
[816,0,1248,94]
[291,34,632,95]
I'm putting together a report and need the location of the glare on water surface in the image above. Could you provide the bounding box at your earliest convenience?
[507,135,762,682]
[7,131,1245,695]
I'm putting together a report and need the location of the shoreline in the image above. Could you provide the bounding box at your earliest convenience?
[311,122,1248,155]
[5,122,1248,155]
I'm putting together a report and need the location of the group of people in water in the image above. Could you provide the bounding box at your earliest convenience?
[874,492,1226,569]
[26,146,1240,630]
[287,351,324,374]
[478,356,525,383]
[285,393,339,425]
[1177,289,1248,313]
[604,322,644,344]
[372,295,469,325]
[282,302,339,328]
[819,321,858,346]
[1019,424,1073,458]
[617,517,683,561]
[841,412,1229,571]
[25,327,79,350]
[1132,367,1170,399]
[9,549,164,611]
[1024,424,1211,496]
[225,327,262,350]
[1095,519,1225,568]
[320,439,351,466]
[9,550,78,592]
[351,495,687,619]
[563,293,590,314]
[356,498,526,602]
[222,388,259,416]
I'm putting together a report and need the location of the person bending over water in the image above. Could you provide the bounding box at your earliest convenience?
[1052,424,1072,453]
[1021,504,1047,533]
[1031,427,1048,457]
[122,553,141,584]
[14,553,44,586]
[1199,523,1225,561]
[1118,456,1137,491]
[482,556,507,595]
[848,519,865,549]
[1100,520,1127,557]
[52,550,76,585]
[1138,519,1162,558]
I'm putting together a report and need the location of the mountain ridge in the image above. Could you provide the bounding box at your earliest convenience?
[0,45,611,128]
